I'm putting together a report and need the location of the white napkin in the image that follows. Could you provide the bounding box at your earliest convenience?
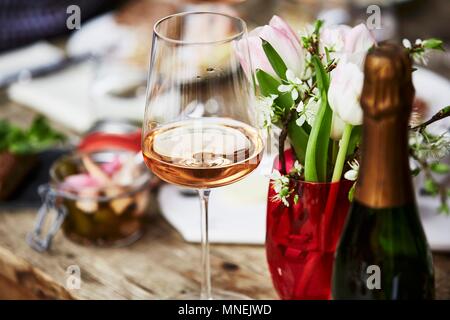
[158,170,450,249]
[8,61,96,132]
[158,162,271,245]
[7,44,146,133]
[0,42,64,81]
[418,196,450,251]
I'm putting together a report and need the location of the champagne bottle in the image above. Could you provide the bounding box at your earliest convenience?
[332,43,435,300]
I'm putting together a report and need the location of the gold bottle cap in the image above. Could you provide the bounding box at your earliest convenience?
[361,43,415,120]
[355,43,416,208]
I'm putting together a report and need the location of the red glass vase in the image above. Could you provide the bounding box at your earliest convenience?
[266,150,352,300]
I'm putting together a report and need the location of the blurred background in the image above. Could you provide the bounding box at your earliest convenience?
[1,0,449,134]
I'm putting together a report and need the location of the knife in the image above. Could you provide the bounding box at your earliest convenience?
[0,53,92,89]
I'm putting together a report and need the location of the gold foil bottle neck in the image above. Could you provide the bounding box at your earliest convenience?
[355,43,416,208]
[361,43,415,121]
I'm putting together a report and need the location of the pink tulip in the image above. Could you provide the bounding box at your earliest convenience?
[235,33,276,79]
[235,15,305,80]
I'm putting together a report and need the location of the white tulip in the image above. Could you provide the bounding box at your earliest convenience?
[328,61,364,126]
[330,112,346,140]
[321,23,376,68]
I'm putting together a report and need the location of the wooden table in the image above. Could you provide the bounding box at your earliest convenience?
[0,208,277,299]
[0,196,449,300]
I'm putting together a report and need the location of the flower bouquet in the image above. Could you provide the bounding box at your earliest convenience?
[236,16,449,299]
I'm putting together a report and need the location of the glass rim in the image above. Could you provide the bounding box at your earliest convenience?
[153,11,247,45]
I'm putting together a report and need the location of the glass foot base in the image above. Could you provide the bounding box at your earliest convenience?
[176,288,252,300]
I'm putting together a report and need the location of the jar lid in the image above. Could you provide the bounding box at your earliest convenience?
[78,120,141,153]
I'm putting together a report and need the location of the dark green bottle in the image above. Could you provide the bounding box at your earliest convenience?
[332,43,435,300]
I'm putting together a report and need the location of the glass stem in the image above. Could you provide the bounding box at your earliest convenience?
[198,189,212,300]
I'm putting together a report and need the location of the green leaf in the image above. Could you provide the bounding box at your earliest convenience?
[261,39,288,80]
[280,186,290,197]
[301,36,310,49]
[287,120,309,165]
[256,69,279,96]
[411,168,421,176]
[430,162,450,174]
[424,179,439,195]
[294,194,299,205]
[255,69,293,110]
[304,55,331,182]
[0,117,65,155]
[314,20,324,35]
[423,38,444,51]
[439,202,449,215]
[348,182,356,202]
[346,125,362,157]
[0,120,11,152]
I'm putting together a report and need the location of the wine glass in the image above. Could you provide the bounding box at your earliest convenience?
[142,12,263,299]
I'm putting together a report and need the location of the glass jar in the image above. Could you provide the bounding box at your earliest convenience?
[28,150,152,250]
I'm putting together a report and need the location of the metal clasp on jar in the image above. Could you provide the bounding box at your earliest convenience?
[27,184,67,252]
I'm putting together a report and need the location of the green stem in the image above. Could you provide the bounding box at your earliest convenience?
[332,124,353,182]
[304,55,332,182]
[332,140,338,165]
[304,98,325,182]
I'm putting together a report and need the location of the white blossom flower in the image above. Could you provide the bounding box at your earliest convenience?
[296,99,320,127]
[402,38,412,49]
[304,97,320,125]
[403,38,435,65]
[412,132,450,160]
[344,160,360,181]
[272,192,290,207]
[292,160,303,175]
[278,84,299,101]
[295,101,307,127]
[409,131,424,146]
[270,169,289,192]
[258,94,277,128]
[278,69,304,101]
[286,69,302,85]
[270,169,291,206]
